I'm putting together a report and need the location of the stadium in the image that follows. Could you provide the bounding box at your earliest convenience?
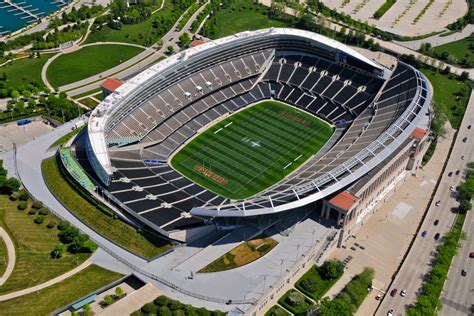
[81,28,432,242]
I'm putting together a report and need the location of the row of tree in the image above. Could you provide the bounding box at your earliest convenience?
[0,161,21,195]
[311,267,375,315]
[419,41,474,69]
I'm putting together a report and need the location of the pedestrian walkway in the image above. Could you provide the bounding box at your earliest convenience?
[0,227,16,286]
[0,258,91,301]
[394,24,474,51]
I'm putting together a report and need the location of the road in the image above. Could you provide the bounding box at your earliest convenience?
[61,1,210,96]
[440,208,474,316]
[377,91,474,316]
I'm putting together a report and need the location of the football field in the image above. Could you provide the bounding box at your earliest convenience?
[171,100,334,200]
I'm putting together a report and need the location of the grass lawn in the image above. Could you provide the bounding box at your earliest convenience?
[0,54,53,89]
[41,157,172,259]
[420,67,471,128]
[0,236,7,278]
[0,264,122,316]
[171,100,333,200]
[199,235,278,273]
[0,195,90,294]
[278,289,313,315]
[79,97,100,108]
[201,0,291,39]
[295,265,341,300]
[71,87,103,100]
[265,305,290,316]
[93,92,105,101]
[433,35,474,65]
[47,45,143,88]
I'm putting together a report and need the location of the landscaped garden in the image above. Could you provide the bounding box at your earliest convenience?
[0,264,122,316]
[46,44,144,88]
[295,260,344,300]
[265,305,290,316]
[199,235,278,272]
[433,35,474,67]
[41,157,172,259]
[278,289,314,315]
[0,190,91,294]
[133,295,225,316]
[85,0,194,46]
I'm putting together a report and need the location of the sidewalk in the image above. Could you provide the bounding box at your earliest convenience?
[324,122,455,315]
[0,227,16,286]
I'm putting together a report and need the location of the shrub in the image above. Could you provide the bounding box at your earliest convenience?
[9,194,18,201]
[141,302,158,313]
[17,201,27,210]
[158,306,172,316]
[58,225,80,244]
[28,209,37,215]
[154,295,168,306]
[51,244,66,259]
[31,200,43,209]
[115,286,125,299]
[103,294,114,306]
[57,220,70,230]
[287,291,304,306]
[18,190,29,201]
[34,216,45,224]
[47,221,56,229]
[38,208,49,215]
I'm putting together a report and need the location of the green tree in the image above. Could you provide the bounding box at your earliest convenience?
[115,286,125,298]
[103,294,114,306]
[320,259,344,280]
[10,90,20,99]
[51,244,66,259]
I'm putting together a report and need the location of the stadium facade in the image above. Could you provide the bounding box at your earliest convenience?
[83,28,432,242]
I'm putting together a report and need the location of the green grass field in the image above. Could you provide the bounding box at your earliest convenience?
[420,67,471,128]
[42,157,172,259]
[433,35,474,65]
[0,264,122,316]
[201,0,291,39]
[47,44,144,88]
[0,195,90,294]
[0,236,7,278]
[0,54,53,89]
[171,101,333,200]
[84,0,185,46]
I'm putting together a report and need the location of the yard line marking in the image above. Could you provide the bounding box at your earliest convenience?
[283,163,292,170]
[294,154,302,161]
[224,122,233,128]
[214,128,223,134]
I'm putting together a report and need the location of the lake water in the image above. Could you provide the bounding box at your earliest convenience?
[0,0,70,35]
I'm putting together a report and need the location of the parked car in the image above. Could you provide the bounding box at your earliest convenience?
[421,230,428,237]
[461,269,467,276]
[434,220,439,226]
[435,201,441,206]
[468,124,471,129]
[434,233,440,240]
[387,309,394,316]
[390,288,397,297]
[456,170,461,175]
[448,171,453,177]
[463,137,467,143]
[461,155,465,160]
[400,289,407,297]
[450,186,455,192]
[469,252,474,258]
